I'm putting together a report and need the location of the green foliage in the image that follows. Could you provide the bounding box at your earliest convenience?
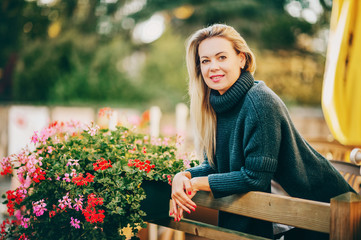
[255,50,325,105]
[138,28,189,110]
[261,15,312,49]
[1,116,198,239]
[1,0,331,106]
[13,30,148,105]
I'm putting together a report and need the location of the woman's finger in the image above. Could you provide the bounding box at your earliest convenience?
[172,189,197,211]
[174,198,190,213]
[177,208,184,222]
[183,177,193,197]
[171,198,178,219]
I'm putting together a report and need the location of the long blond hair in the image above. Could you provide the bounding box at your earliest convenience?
[186,24,256,166]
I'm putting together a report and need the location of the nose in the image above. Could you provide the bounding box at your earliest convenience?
[209,61,220,71]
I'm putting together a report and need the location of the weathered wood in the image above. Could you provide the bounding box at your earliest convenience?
[330,192,361,240]
[192,191,331,233]
[154,191,360,240]
[153,217,270,240]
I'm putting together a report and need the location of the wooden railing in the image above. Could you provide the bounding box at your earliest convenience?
[151,191,361,240]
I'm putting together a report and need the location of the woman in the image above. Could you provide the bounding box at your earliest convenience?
[171,24,355,239]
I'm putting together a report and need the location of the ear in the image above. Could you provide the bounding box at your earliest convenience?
[238,53,246,69]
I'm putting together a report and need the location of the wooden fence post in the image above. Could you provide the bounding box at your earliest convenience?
[149,106,161,138]
[330,192,361,240]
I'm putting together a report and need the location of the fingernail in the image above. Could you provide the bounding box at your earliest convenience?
[187,210,191,214]
[188,191,192,195]
[170,212,173,215]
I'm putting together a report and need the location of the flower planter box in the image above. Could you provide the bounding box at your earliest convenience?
[140,180,171,221]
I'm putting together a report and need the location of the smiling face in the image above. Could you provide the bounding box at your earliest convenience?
[198,37,245,95]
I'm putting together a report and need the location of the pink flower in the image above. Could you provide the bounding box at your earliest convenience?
[176,134,185,147]
[151,137,162,146]
[66,120,83,130]
[0,156,12,175]
[70,217,80,229]
[183,159,191,168]
[47,146,54,153]
[66,159,79,167]
[86,124,100,136]
[17,187,27,200]
[58,193,72,210]
[73,195,84,211]
[39,128,52,144]
[20,217,30,229]
[32,199,47,217]
[162,137,170,146]
[15,210,22,221]
[62,173,71,182]
[22,176,32,189]
[30,131,39,144]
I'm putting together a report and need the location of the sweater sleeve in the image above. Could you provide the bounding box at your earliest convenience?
[186,155,217,178]
[208,89,283,198]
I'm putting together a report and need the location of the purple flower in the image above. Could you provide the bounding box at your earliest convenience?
[30,131,39,144]
[32,199,47,217]
[70,217,81,229]
[86,124,100,136]
[58,193,72,210]
[62,173,71,182]
[21,217,30,229]
[66,159,80,167]
[73,195,84,211]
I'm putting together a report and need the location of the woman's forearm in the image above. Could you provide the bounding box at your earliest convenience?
[191,176,211,192]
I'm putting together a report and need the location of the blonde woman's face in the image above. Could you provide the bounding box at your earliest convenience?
[198,37,245,95]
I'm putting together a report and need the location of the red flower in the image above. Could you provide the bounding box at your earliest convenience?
[72,173,95,186]
[127,159,133,167]
[32,168,46,183]
[128,159,155,173]
[5,190,19,216]
[82,194,105,224]
[0,166,12,176]
[19,233,29,240]
[49,210,56,218]
[93,158,112,171]
[1,219,12,240]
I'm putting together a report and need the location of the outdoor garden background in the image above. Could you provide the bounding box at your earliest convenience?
[0,0,346,239]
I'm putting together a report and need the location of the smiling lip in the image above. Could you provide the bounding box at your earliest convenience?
[210,74,224,82]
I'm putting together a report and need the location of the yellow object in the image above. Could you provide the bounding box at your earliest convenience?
[322,0,361,145]
[48,21,61,38]
[173,5,194,19]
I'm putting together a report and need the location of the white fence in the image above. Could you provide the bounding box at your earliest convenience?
[0,104,193,160]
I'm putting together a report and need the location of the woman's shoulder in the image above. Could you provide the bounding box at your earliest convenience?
[244,81,287,114]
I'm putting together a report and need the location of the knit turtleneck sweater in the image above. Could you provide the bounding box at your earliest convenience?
[186,71,354,238]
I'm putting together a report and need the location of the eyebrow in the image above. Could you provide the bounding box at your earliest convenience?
[200,51,227,59]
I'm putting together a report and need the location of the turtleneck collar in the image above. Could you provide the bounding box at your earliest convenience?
[210,71,254,113]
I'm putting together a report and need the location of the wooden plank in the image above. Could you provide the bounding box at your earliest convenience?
[330,192,361,240]
[152,218,270,240]
[192,191,330,233]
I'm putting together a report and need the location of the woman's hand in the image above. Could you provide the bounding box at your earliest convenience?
[171,173,211,221]
[171,172,197,221]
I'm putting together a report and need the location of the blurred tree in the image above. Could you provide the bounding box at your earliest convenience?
[1,0,332,108]
[0,0,29,101]
[138,28,188,111]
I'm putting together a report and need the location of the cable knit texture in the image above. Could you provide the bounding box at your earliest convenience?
[187,71,354,238]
